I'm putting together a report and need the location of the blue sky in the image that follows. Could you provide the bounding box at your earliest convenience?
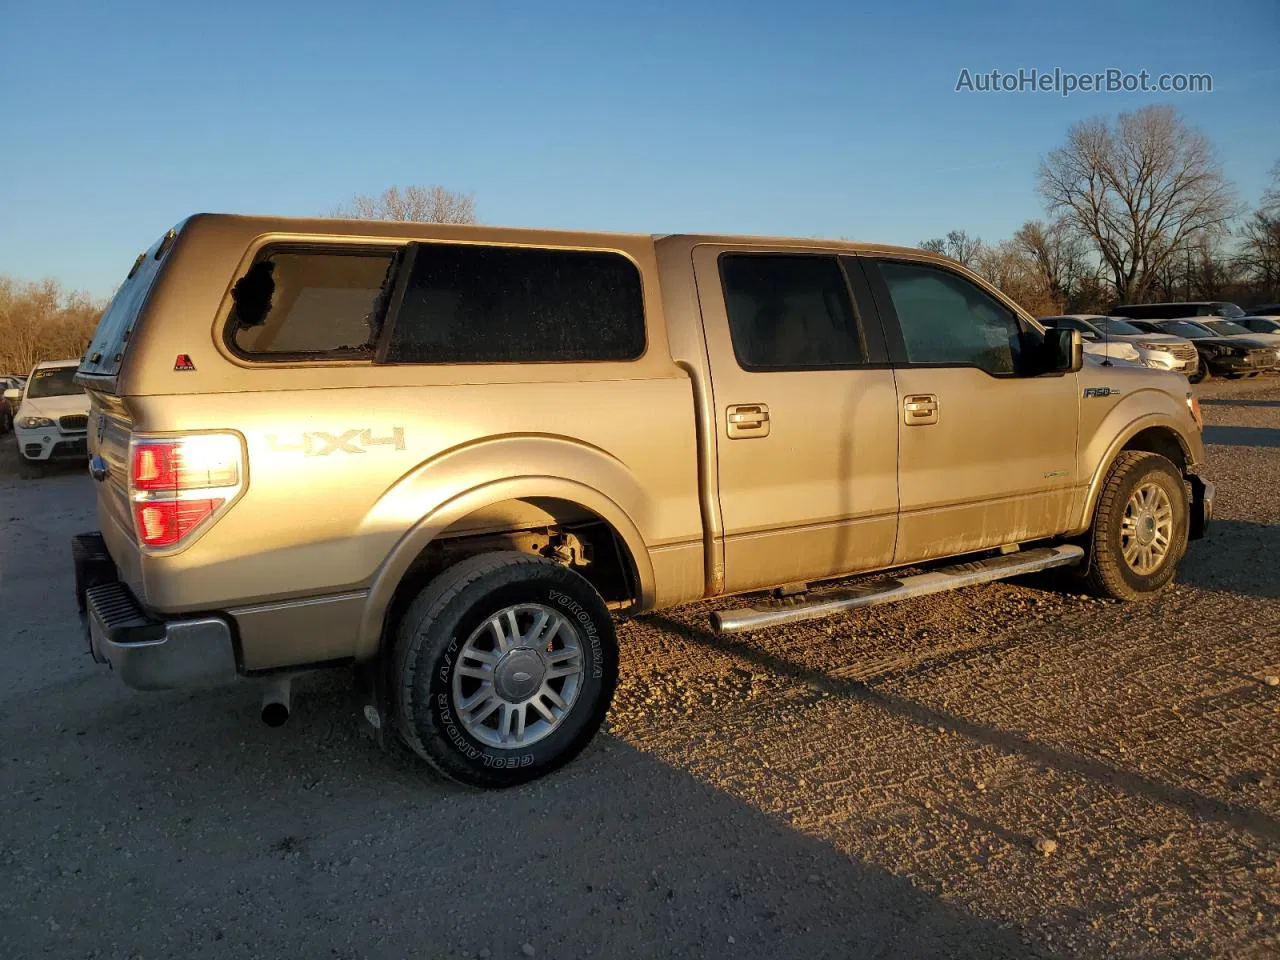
[1,0,1277,298]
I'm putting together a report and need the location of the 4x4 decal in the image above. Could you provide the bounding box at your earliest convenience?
[266,428,406,456]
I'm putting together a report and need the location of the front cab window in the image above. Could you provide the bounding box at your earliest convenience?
[876,260,1023,375]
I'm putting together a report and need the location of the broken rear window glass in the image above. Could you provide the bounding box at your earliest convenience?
[229,250,397,358]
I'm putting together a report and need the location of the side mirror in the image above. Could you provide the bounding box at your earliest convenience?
[1048,327,1085,373]
[3,388,19,401]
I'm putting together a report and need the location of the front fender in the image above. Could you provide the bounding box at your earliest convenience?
[1075,385,1203,533]
[354,434,659,659]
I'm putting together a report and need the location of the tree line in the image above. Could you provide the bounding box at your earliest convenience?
[921,105,1279,314]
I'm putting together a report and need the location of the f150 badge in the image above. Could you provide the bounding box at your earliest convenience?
[1083,386,1120,398]
[266,428,406,456]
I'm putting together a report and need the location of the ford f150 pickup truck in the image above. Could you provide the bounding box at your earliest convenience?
[71,214,1213,787]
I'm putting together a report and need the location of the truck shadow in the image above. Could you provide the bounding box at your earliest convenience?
[1177,519,1280,600]
[642,612,1280,848]
[1199,397,1280,408]
[4,669,1049,960]
[1202,425,1280,449]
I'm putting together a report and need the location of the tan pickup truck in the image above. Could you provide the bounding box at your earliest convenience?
[72,214,1213,787]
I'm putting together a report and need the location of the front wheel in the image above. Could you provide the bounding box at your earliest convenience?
[393,552,618,788]
[1084,451,1189,601]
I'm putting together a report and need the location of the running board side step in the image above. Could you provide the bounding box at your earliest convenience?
[709,544,1085,635]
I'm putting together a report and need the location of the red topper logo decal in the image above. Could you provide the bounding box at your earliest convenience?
[174,354,196,372]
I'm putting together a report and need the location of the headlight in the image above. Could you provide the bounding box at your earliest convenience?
[1136,342,1165,352]
[18,416,55,429]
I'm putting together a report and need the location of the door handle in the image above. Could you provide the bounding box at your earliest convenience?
[903,394,939,426]
[727,403,770,439]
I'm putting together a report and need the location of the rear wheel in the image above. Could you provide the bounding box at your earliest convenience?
[1084,451,1188,601]
[393,552,618,788]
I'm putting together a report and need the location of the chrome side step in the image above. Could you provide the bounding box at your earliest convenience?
[709,544,1085,635]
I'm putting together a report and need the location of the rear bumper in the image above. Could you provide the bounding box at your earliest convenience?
[1189,475,1214,541]
[72,533,238,690]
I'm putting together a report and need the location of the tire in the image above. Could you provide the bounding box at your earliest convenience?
[393,551,618,788]
[1084,451,1189,601]
[1188,366,1207,384]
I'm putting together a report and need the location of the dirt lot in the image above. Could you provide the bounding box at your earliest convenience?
[1,379,1277,960]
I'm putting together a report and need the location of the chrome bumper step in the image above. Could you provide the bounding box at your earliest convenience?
[710,544,1085,635]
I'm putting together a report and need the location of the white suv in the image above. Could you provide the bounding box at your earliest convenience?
[4,360,91,465]
[1039,315,1199,377]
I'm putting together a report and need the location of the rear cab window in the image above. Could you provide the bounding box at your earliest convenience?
[225,242,646,365]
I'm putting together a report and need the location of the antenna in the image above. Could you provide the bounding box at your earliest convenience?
[1099,315,1112,366]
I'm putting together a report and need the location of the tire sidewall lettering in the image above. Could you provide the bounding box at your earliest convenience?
[424,573,611,775]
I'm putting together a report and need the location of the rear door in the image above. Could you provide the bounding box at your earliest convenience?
[692,246,899,594]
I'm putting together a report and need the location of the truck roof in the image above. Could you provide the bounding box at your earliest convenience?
[166,213,943,264]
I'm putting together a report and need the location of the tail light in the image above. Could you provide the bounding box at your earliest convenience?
[129,433,245,548]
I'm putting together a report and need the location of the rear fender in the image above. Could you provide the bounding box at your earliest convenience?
[355,435,657,659]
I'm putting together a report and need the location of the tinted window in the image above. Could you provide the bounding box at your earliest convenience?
[1246,317,1280,333]
[1097,318,1145,336]
[877,260,1020,374]
[384,244,644,364]
[1157,321,1214,339]
[26,367,85,398]
[718,255,864,369]
[229,249,397,358]
[1201,319,1252,336]
[1056,317,1100,338]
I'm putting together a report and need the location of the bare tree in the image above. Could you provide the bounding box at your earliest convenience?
[973,240,1061,316]
[918,229,983,268]
[1012,218,1088,309]
[0,277,103,374]
[1262,159,1280,215]
[1238,160,1280,300]
[333,185,477,224]
[1037,105,1237,303]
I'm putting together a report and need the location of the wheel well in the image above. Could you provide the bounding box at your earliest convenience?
[382,498,640,643]
[1121,427,1189,474]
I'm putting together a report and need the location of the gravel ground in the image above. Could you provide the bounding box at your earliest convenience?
[0,378,1277,960]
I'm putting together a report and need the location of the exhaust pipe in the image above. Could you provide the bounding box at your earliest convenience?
[261,675,292,727]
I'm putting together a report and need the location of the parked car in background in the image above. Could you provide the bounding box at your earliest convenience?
[0,376,22,433]
[1240,315,1280,335]
[1245,303,1280,317]
[1110,301,1247,320]
[1038,314,1198,376]
[1127,320,1278,380]
[1194,318,1280,358]
[4,360,91,465]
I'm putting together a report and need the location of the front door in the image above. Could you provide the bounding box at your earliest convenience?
[692,246,900,594]
[862,256,1080,564]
